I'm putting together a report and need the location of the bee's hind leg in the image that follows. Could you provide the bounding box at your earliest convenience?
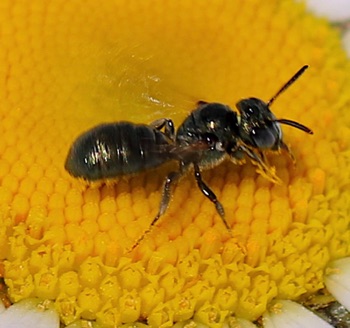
[128,162,188,251]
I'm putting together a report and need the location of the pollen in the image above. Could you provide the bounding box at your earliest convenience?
[1,0,350,327]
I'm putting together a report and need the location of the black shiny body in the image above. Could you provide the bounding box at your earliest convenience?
[175,103,241,168]
[65,122,173,181]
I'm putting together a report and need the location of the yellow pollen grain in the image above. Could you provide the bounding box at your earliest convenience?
[1,0,350,327]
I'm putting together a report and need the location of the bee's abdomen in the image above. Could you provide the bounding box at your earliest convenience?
[65,122,171,181]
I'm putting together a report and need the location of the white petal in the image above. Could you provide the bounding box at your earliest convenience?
[304,0,350,22]
[324,257,350,311]
[0,299,59,328]
[342,29,350,58]
[263,300,333,328]
[0,300,5,314]
[235,318,258,328]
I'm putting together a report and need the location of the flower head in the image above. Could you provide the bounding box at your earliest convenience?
[1,0,350,327]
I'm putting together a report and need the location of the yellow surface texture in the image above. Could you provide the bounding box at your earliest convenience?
[0,0,350,327]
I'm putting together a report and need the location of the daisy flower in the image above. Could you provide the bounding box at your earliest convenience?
[0,0,350,327]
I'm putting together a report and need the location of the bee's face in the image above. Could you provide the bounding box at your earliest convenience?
[236,97,281,149]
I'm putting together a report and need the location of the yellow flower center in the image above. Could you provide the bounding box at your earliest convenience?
[1,0,350,327]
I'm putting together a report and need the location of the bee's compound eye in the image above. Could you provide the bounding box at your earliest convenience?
[251,127,277,149]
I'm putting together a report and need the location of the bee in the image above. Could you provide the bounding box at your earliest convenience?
[235,64,313,168]
[65,65,313,249]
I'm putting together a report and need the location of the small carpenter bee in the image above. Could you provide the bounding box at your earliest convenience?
[65,65,313,250]
[65,106,269,249]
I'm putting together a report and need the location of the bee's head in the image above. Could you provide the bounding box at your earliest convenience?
[236,97,282,149]
[235,65,313,150]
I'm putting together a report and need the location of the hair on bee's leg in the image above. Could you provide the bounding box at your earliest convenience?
[128,162,187,252]
[193,163,232,236]
[259,150,269,166]
[239,145,282,184]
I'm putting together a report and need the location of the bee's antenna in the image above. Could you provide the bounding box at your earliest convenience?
[273,118,313,134]
[267,65,309,107]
